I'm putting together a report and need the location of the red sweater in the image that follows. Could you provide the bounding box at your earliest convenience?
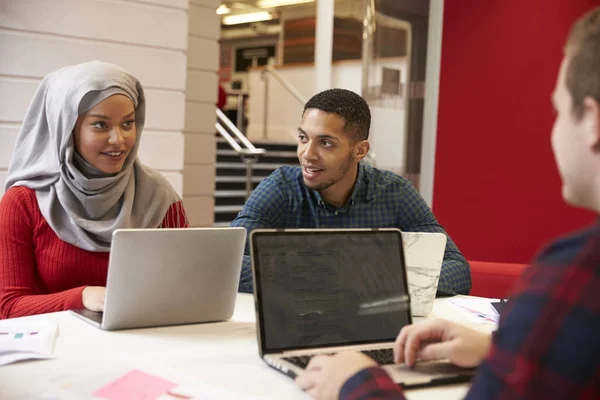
[0,186,189,319]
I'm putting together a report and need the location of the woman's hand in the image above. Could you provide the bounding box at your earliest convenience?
[82,286,106,312]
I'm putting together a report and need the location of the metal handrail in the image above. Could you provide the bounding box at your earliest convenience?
[216,108,262,153]
[261,65,307,105]
[215,109,265,199]
[258,65,377,166]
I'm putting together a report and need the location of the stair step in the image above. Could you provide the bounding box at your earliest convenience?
[214,139,296,225]
[212,221,232,227]
[215,197,245,206]
[216,176,265,183]
[216,182,261,191]
[215,205,244,213]
[217,155,298,165]
[216,162,285,170]
[216,168,273,177]
[214,190,247,198]
[217,138,296,152]
[217,149,297,158]
[214,211,242,223]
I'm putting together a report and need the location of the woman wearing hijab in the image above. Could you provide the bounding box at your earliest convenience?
[0,61,189,319]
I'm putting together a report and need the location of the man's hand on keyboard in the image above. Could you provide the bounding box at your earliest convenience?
[295,352,377,400]
[394,319,492,368]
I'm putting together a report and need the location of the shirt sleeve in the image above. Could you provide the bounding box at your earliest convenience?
[398,180,471,295]
[465,238,600,399]
[159,200,190,228]
[0,188,85,319]
[230,175,289,293]
[340,367,406,400]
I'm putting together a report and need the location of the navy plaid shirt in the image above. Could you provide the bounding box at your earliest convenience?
[340,220,600,400]
[231,163,470,295]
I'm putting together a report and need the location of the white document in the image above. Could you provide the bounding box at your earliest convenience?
[0,321,58,366]
[448,297,500,324]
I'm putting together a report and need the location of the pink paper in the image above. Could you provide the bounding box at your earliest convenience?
[94,369,177,400]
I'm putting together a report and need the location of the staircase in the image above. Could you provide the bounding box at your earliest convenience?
[214,139,299,226]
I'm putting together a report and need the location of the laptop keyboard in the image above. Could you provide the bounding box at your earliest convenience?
[283,348,395,369]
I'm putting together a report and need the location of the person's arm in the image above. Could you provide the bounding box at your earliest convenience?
[340,367,405,400]
[397,180,471,295]
[160,200,190,228]
[295,352,406,400]
[230,175,288,293]
[337,318,491,400]
[0,188,86,318]
[465,249,600,399]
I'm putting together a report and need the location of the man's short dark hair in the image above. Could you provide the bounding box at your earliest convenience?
[565,6,600,119]
[303,88,371,142]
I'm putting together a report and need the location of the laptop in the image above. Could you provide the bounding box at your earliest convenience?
[249,228,475,388]
[403,231,447,316]
[70,227,246,330]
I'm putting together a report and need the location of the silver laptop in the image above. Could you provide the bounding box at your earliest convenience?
[403,232,447,316]
[249,228,474,388]
[71,227,246,330]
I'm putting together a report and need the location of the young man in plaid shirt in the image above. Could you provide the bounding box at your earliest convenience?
[232,88,470,296]
[295,6,600,400]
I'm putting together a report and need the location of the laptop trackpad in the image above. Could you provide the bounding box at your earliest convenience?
[71,308,104,325]
[384,360,476,388]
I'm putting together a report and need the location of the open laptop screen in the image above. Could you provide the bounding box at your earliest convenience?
[251,229,412,353]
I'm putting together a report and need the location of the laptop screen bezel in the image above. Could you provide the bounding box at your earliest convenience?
[250,228,413,355]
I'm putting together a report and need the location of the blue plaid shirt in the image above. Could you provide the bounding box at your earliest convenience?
[231,164,471,295]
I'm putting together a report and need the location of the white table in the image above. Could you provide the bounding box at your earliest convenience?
[1,294,497,399]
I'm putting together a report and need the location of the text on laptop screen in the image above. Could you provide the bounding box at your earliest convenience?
[253,230,411,352]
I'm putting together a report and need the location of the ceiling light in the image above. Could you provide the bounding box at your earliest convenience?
[222,11,273,25]
[257,0,315,8]
[216,4,231,15]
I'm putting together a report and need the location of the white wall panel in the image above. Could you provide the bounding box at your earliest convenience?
[0,78,37,123]
[188,36,219,71]
[189,3,220,40]
[182,196,214,226]
[160,172,184,197]
[184,133,215,165]
[0,30,186,90]
[124,0,189,10]
[0,0,188,50]
[0,171,6,195]
[186,69,218,103]
[184,101,217,134]
[144,90,186,131]
[182,165,215,195]
[0,125,19,169]
[138,131,185,171]
[190,0,219,7]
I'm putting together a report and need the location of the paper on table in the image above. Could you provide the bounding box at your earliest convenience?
[0,321,58,366]
[448,297,499,324]
[31,361,264,400]
[94,369,177,400]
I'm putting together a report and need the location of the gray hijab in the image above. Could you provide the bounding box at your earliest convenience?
[5,61,180,252]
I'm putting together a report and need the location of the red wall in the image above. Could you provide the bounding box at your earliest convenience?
[432,0,600,264]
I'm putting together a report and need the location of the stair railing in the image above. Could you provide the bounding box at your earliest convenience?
[259,65,377,166]
[216,108,265,199]
[260,65,306,142]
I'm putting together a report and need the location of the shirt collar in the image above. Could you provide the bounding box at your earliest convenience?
[313,162,371,210]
